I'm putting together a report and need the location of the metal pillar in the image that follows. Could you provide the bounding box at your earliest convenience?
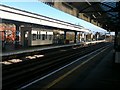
[15,24,20,48]
[118,1,120,52]
[114,29,118,50]
[64,30,67,44]
[89,17,92,23]
[74,31,77,43]
[115,1,120,51]
[64,30,66,40]
[83,32,86,42]
[114,1,120,63]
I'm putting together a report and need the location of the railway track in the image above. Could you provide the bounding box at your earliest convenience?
[2,42,109,90]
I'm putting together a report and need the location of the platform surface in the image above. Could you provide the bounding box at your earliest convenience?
[72,49,120,88]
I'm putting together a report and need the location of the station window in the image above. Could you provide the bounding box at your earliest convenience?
[42,34,45,40]
[32,34,36,40]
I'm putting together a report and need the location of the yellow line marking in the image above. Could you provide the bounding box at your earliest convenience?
[44,47,109,89]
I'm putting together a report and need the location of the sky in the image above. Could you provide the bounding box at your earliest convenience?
[1,0,113,35]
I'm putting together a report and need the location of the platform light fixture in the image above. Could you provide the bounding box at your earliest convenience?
[92,14,96,18]
[98,12,101,15]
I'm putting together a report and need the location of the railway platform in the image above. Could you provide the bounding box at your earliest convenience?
[2,43,80,57]
[46,46,120,89]
[2,40,105,57]
[69,49,120,88]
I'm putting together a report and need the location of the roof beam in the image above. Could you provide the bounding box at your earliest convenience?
[79,2,99,13]
[79,9,118,13]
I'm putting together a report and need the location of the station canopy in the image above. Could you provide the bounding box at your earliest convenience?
[65,0,119,32]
